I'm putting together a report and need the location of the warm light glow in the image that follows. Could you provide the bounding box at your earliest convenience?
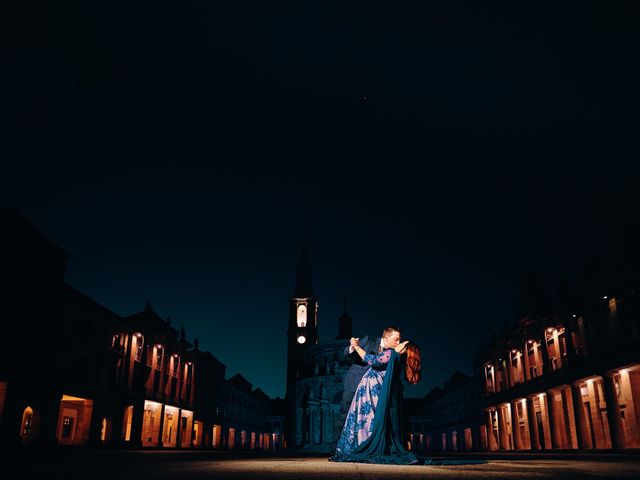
[155,344,162,349]
[61,394,86,402]
[144,400,162,410]
[547,328,555,333]
[297,335,306,344]
[296,304,307,328]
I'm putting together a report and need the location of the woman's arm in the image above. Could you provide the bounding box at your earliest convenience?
[364,349,393,366]
[352,344,367,360]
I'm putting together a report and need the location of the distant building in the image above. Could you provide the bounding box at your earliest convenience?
[407,372,483,452]
[0,209,282,449]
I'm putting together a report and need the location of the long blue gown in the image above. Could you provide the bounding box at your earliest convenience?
[331,348,488,466]
[331,348,418,464]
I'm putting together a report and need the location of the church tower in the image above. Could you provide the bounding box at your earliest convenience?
[286,247,319,390]
[336,298,352,340]
[285,246,319,446]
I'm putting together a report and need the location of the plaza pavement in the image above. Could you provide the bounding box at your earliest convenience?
[5,449,640,480]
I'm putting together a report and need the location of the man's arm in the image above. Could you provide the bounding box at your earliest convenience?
[344,335,368,358]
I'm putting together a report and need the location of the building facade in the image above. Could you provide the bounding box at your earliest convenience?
[477,293,640,452]
[407,253,640,453]
[0,209,283,449]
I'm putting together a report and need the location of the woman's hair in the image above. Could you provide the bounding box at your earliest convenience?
[405,343,421,385]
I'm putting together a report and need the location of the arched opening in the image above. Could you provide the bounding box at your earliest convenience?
[297,304,307,328]
[20,406,38,444]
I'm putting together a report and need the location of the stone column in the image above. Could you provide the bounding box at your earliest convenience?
[547,390,560,449]
[587,379,609,448]
[528,396,540,450]
[511,401,521,450]
[569,384,585,449]
[130,398,145,449]
[602,373,622,448]
[539,393,553,450]
[175,408,183,449]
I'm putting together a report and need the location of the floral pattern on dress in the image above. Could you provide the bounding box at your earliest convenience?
[333,348,393,460]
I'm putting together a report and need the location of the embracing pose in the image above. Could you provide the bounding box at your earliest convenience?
[331,326,421,464]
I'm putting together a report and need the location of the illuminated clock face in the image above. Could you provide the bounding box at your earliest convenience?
[297,335,306,344]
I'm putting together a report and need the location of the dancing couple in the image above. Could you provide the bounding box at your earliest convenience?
[331,326,486,466]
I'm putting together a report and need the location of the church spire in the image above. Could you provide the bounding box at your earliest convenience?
[294,245,313,297]
[337,296,352,339]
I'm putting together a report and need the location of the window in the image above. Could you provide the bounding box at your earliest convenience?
[112,334,125,354]
[614,374,622,399]
[510,350,523,384]
[155,347,163,370]
[21,407,33,436]
[297,304,307,327]
[62,417,74,438]
[168,356,179,378]
[527,342,538,378]
[485,364,495,394]
[135,335,144,362]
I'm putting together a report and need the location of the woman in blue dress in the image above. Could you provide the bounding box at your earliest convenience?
[330,339,420,464]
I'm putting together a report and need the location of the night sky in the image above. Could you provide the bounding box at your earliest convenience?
[3,1,639,399]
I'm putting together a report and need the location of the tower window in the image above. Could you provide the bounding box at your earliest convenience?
[297,304,307,328]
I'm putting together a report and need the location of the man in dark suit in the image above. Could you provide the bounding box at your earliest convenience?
[334,326,402,442]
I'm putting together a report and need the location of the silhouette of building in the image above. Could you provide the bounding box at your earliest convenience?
[0,209,282,449]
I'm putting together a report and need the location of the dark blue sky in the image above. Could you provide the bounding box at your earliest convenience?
[3,1,639,398]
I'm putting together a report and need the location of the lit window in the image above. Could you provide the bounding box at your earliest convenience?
[135,334,144,362]
[297,304,307,328]
[62,416,74,438]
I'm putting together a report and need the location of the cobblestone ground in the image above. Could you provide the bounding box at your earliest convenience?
[7,450,640,480]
